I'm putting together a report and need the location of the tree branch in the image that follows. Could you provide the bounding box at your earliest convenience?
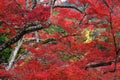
[0,28,25,52]
[102,0,119,72]
[53,5,83,13]
[31,0,37,9]
[25,24,44,33]
[0,23,44,52]
[85,61,114,70]
[6,39,23,70]
[109,7,118,72]
[102,0,113,12]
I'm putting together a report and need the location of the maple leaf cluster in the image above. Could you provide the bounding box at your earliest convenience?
[0,0,120,80]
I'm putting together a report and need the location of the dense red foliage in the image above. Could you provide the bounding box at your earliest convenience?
[0,0,120,80]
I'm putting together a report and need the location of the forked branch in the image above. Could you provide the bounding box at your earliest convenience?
[0,23,44,52]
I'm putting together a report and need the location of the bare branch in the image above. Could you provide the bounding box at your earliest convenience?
[35,31,40,43]
[6,38,23,70]
[0,23,44,52]
[109,12,118,72]
[85,61,114,70]
[102,0,113,12]
[0,28,25,52]
[31,0,37,9]
[25,0,29,8]
[53,5,83,13]
[25,24,44,33]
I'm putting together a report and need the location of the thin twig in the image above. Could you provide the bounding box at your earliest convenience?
[109,6,118,73]
[102,0,119,72]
